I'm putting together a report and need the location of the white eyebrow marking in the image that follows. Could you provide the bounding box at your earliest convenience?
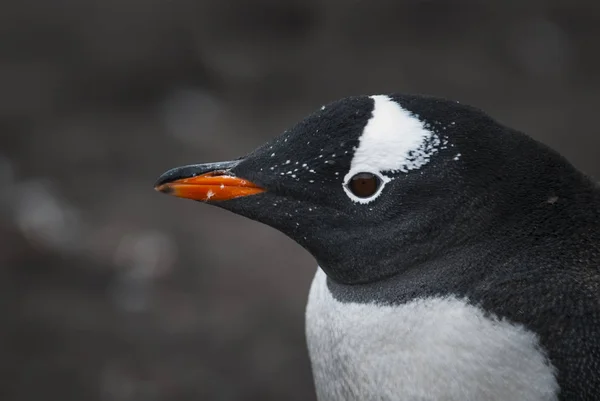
[343,95,440,204]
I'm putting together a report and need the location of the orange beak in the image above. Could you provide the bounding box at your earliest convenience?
[154,162,265,202]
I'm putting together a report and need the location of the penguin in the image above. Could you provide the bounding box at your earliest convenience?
[155,94,600,401]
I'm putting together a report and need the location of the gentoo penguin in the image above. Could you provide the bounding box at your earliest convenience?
[155,94,600,401]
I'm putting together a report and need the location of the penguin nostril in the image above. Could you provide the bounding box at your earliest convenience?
[348,173,381,198]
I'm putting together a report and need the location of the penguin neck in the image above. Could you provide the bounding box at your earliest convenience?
[317,151,596,286]
[315,193,502,285]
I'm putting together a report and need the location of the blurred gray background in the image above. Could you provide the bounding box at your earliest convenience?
[2,0,599,400]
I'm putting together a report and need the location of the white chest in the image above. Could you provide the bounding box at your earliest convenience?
[305,268,559,401]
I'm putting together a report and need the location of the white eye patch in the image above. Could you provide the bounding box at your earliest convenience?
[343,171,390,204]
[343,95,439,204]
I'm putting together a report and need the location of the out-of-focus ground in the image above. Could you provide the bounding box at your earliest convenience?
[1,1,600,400]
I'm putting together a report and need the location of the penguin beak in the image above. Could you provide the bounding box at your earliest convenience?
[154,160,265,202]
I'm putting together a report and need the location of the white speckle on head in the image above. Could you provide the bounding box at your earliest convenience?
[306,268,559,401]
[309,169,316,173]
[343,95,441,204]
[285,160,291,164]
[309,180,314,183]
[302,163,307,167]
[321,105,326,111]
[205,190,214,200]
[271,153,275,157]
[291,174,296,178]
[454,153,462,161]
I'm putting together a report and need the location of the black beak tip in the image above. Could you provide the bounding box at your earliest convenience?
[154,160,243,194]
[154,169,177,189]
[154,183,174,194]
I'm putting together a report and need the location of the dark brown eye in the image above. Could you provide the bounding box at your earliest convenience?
[348,172,381,198]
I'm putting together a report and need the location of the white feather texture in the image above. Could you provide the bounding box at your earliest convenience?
[343,95,440,204]
[305,268,559,401]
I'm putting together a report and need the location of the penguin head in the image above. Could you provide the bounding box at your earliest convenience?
[156,94,572,284]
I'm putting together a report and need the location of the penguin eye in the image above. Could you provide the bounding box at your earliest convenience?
[348,172,381,198]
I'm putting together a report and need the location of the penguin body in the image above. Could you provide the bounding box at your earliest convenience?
[306,269,558,401]
[156,94,600,401]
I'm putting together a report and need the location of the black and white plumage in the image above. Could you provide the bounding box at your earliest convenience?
[155,94,600,401]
